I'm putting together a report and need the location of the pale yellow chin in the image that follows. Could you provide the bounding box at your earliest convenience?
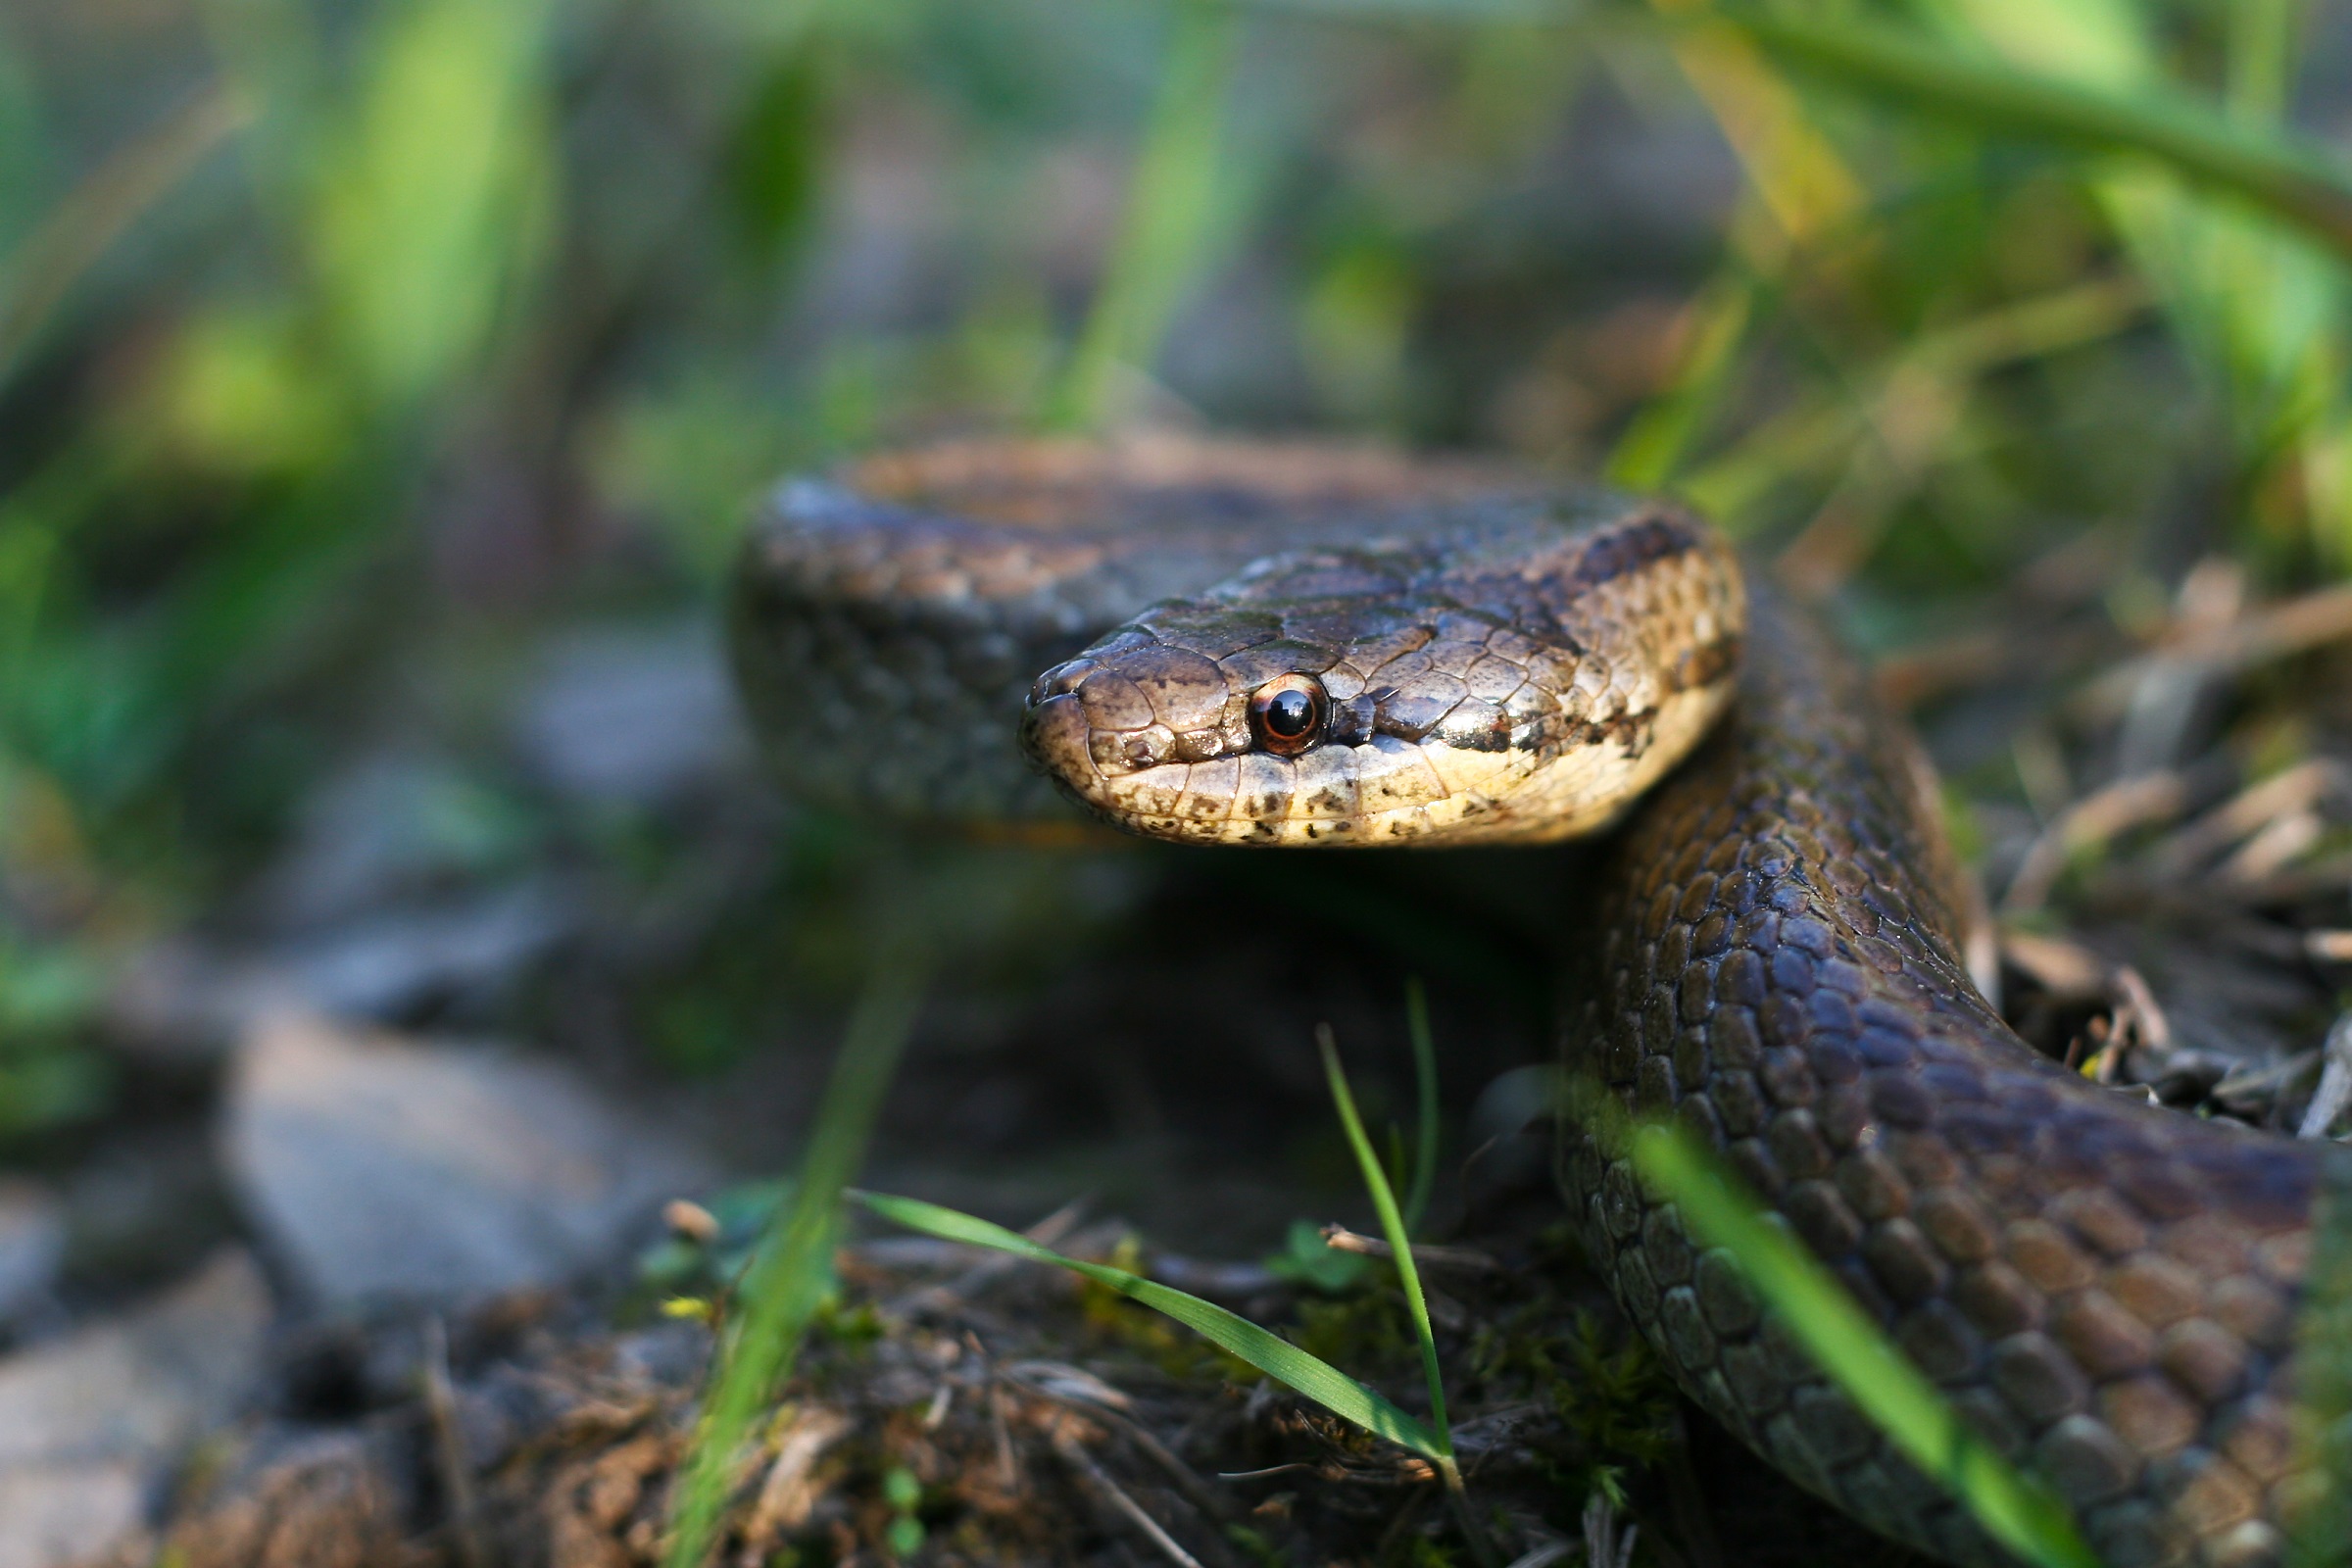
[1068,683,1732,848]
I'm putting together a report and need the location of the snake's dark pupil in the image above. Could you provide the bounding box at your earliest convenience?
[1265,689,1316,738]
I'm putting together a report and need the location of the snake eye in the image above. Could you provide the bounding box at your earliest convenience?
[1250,673,1328,757]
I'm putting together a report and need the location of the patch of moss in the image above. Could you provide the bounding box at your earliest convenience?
[1290,1285,1418,1381]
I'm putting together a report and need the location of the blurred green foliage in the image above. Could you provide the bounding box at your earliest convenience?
[4,0,2352,1138]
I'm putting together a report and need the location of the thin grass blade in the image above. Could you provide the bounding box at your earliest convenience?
[1046,0,1237,429]
[2289,1149,2352,1568]
[308,0,556,408]
[1317,1026,1450,1450]
[1606,270,1758,491]
[1320,1029,1498,1567]
[663,958,927,1568]
[1705,7,2352,263]
[0,84,250,382]
[1402,978,1440,1237]
[851,1189,1448,1459]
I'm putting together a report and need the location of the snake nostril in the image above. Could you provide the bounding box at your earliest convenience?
[1028,660,1093,708]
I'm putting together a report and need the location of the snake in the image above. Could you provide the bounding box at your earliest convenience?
[728,434,2333,1568]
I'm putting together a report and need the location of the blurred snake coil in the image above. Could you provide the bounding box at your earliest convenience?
[728,435,2330,1568]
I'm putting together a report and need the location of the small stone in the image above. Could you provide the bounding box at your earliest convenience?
[0,1250,270,1568]
[515,622,748,808]
[0,1463,143,1568]
[223,1011,713,1301]
[0,1183,64,1324]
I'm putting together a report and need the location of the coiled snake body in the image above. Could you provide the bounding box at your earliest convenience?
[730,436,2327,1568]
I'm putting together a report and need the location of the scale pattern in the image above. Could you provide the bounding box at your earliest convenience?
[1563,594,2324,1568]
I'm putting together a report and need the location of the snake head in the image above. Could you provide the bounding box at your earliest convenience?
[1019,526,1744,847]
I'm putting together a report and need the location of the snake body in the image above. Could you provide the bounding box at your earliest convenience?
[730,437,2328,1568]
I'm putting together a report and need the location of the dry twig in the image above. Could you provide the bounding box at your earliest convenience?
[423,1316,489,1568]
[1054,1426,1207,1568]
[2000,770,2190,913]
[1319,1226,1502,1274]
[2299,1014,2352,1140]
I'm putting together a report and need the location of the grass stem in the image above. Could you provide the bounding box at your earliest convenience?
[662,956,927,1568]
[0,85,251,383]
[1699,5,2352,263]
[2289,1151,2352,1568]
[1318,1025,1498,1568]
[1401,978,1440,1237]
[1046,0,1237,430]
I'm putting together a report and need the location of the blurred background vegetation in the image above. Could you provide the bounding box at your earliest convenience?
[7,0,2352,1153]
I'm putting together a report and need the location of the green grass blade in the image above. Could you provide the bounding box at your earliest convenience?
[0,84,250,384]
[852,1189,1449,1459]
[1046,0,1237,430]
[664,959,927,1568]
[2288,1148,2352,1568]
[1704,7,2352,264]
[1678,273,2146,525]
[1401,978,1439,1238]
[1630,1122,2098,1568]
[1605,269,1758,491]
[309,0,556,409]
[1317,1025,1450,1451]
[2224,0,2300,121]
[1321,1027,1497,1567]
